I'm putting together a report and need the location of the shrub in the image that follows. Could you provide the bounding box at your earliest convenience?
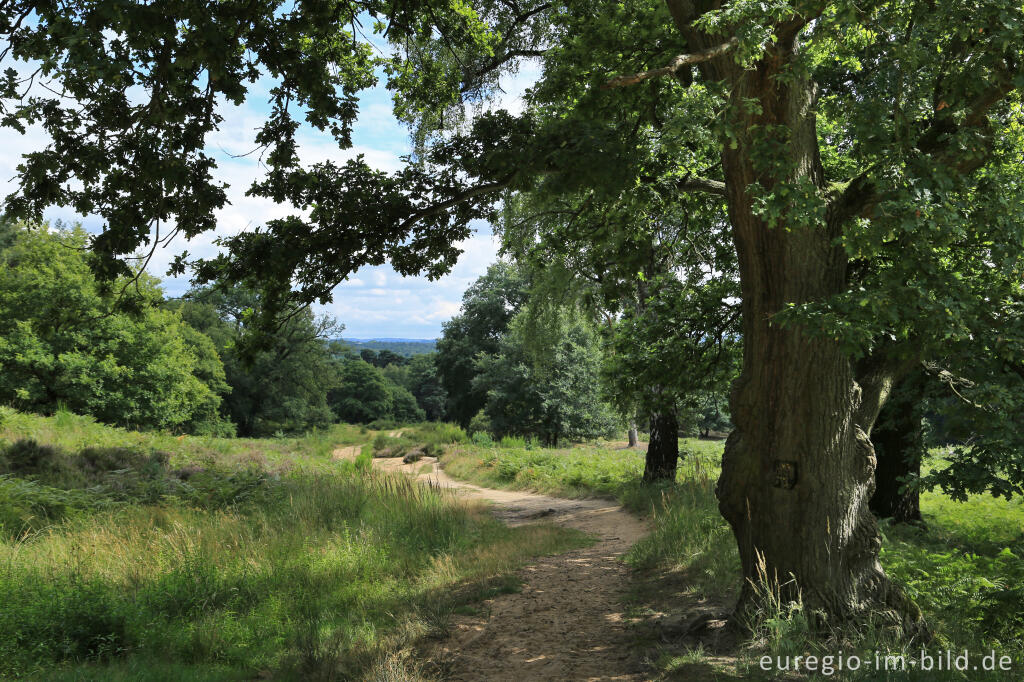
[78,446,148,475]
[410,422,467,444]
[467,410,491,437]
[371,433,413,458]
[0,435,275,528]
[1,439,65,475]
[0,476,111,539]
[471,431,493,446]
[177,466,270,509]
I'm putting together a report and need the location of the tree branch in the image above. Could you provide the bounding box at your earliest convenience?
[828,74,1020,225]
[678,174,727,196]
[398,175,514,232]
[462,49,547,94]
[602,38,739,89]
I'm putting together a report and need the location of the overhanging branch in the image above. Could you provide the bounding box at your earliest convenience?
[602,38,739,89]
[462,49,547,94]
[398,175,514,232]
[678,175,727,196]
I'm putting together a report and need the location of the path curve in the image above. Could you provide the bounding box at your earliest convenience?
[375,455,651,681]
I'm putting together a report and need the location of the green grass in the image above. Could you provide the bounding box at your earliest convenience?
[370,422,468,460]
[0,407,587,680]
[0,406,369,469]
[444,438,1024,680]
[442,437,721,500]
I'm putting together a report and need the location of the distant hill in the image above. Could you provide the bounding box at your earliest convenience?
[336,338,437,356]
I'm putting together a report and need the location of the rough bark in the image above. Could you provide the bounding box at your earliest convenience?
[664,0,925,633]
[628,421,639,448]
[643,410,679,483]
[870,378,924,524]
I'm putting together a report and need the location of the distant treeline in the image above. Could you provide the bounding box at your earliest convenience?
[336,339,437,356]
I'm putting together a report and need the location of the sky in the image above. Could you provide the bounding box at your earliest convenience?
[0,41,538,340]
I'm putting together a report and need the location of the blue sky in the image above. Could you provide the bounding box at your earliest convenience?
[0,51,538,339]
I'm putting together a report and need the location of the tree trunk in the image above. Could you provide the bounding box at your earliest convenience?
[643,410,678,483]
[627,421,639,448]
[666,6,925,632]
[870,377,924,524]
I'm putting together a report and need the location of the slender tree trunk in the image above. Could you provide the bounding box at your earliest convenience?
[870,377,924,524]
[643,410,678,483]
[666,5,925,631]
[628,421,639,448]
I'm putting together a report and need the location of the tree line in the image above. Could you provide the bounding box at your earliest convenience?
[0,220,445,436]
[0,218,733,448]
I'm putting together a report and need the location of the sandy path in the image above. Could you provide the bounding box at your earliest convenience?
[331,445,362,461]
[374,455,651,681]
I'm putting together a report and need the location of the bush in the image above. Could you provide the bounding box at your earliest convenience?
[1,439,67,476]
[0,436,275,532]
[0,476,113,539]
[400,422,467,446]
[471,431,494,446]
[177,466,271,509]
[467,410,491,437]
[415,422,468,444]
[371,433,413,458]
[77,446,148,474]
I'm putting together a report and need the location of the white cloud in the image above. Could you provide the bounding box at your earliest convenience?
[319,228,501,338]
[2,55,507,337]
[422,300,462,321]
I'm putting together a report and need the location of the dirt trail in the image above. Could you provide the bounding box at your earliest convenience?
[331,445,361,461]
[374,455,651,681]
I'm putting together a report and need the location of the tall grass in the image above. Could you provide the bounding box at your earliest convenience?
[0,406,367,470]
[441,437,718,500]
[0,408,586,679]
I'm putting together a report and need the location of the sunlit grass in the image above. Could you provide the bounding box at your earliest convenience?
[0,405,368,471]
[0,408,587,679]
